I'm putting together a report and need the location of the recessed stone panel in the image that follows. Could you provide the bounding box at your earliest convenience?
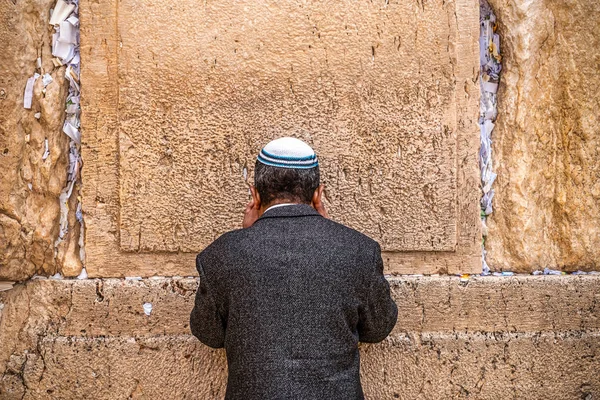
[81,0,481,276]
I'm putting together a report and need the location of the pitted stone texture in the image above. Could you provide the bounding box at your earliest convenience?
[2,332,595,400]
[116,0,463,254]
[81,0,481,277]
[0,0,81,281]
[1,276,599,398]
[361,332,600,399]
[44,276,600,338]
[485,0,600,272]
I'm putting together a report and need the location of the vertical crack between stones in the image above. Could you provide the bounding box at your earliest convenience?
[479,0,502,274]
[51,0,86,280]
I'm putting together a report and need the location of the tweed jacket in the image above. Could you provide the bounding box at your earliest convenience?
[190,204,398,400]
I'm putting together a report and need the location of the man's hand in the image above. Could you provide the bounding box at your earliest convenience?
[243,187,261,228]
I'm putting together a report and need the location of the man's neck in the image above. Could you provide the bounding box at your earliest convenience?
[260,200,305,216]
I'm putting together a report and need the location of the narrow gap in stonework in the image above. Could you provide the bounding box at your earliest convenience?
[479,0,501,276]
[50,0,86,279]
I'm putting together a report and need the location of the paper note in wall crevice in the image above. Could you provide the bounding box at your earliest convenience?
[49,0,75,25]
[0,282,15,292]
[42,73,53,87]
[63,122,81,144]
[70,53,80,66]
[59,20,78,44]
[23,76,37,109]
[52,41,75,63]
[42,138,50,160]
[66,16,79,26]
[482,80,498,94]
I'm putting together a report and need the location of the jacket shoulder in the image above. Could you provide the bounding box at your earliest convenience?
[196,228,247,267]
[320,218,380,250]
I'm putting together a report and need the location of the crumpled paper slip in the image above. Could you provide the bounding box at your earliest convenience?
[42,138,50,160]
[65,65,80,91]
[52,37,76,63]
[0,282,15,292]
[59,20,78,44]
[66,15,79,26]
[63,121,81,144]
[23,74,39,109]
[67,143,81,180]
[77,267,88,279]
[482,80,498,94]
[56,144,80,241]
[75,200,83,222]
[49,0,75,25]
[481,190,494,215]
[77,199,86,263]
[143,303,153,316]
[57,182,74,240]
[42,73,53,87]
[481,248,491,275]
[543,267,563,275]
[50,272,63,280]
[51,8,80,65]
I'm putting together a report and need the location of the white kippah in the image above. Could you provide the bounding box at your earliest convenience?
[257,137,318,169]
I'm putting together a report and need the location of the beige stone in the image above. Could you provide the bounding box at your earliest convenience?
[0,0,81,281]
[81,0,482,277]
[485,0,600,272]
[1,276,598,399]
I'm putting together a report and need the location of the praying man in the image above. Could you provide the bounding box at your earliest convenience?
[190,137,398,400]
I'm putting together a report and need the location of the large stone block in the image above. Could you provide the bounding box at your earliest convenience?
[0,332,595,399]
[486,0,600,272]
[80,0,482,277]
[1,276,598,399]
[0,0,80,281]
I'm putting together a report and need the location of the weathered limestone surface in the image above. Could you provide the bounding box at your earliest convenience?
[81,0,482,277]
[486,0,600,272]
[0,0,83,281]
[1,276,598,399]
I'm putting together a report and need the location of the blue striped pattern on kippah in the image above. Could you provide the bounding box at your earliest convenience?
[257,148,318,169]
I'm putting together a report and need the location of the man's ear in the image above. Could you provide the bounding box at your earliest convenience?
[312,184,329,218]
[311,184,323,205]
[250,185,261,209]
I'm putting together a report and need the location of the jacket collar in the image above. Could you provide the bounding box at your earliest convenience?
[256,203,321,221]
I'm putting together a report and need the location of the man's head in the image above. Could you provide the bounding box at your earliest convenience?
[242,137,328,227]
[254,137,319,206]
[254,162,320,205]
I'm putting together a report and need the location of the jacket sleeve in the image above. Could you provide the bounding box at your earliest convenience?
[190,254,226,348]
[357,242,398,343]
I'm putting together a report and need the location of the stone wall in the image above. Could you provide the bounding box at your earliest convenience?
[485,0,600,272]
[1,276,598,399]
[0,0,82,282]
[80,0,481,278]
[1,0,600,397]
[2,0,600,282]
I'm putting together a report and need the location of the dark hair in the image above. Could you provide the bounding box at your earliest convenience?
[254,161,320,206]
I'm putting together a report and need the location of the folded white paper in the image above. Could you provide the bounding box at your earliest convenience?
[23,76,37,109]
[63,121,81,144]
[49,0,75,25]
